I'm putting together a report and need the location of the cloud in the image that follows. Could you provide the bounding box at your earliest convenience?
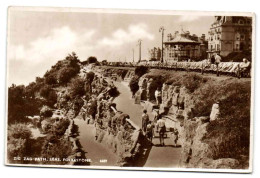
[178,16,201,22]
[97,23,154,47]
[9,26,95,63]
[8,26,95,85]
[8,23,154,85]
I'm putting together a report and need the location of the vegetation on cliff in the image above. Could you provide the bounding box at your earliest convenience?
[133,68,251,168]
[7,52,84,164]
[129,66,149,95]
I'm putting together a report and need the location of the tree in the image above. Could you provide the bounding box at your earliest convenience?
[82,56,98,65]
[7,123,32,163]
[58,67,78,84]
[40,85,52,98]
[134,65,149,77]
[101,60,108,65]
[44,73,57,85]
[68,77,85,98]
[86,71,95,83]
[40,105,53,117]
[8,85,27,124]
[39,85,57,107]
[129,75,140,95]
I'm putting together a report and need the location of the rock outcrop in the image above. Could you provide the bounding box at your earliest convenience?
[133,73,241,169]
[64,67,151,167]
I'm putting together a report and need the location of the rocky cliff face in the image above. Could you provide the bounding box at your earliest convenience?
[135,74,240,169]
[58,66,150,167]
[94,112,150,166]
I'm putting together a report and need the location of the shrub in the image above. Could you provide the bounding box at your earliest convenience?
[222,50,252,62]
[196,80,251,167]
[68,77,85,98]
[46,90,57,107]
[73,96,85,116]
[58,67,78,84]
[41,136,72,165]
[86,71,95,83]
[180,74,208,93]
[134,65,149,77]
[52,119,70,136]
[82,56,98,65]
[39,85,52,98]
[44,73,57,85]
[88,100,97,119]
[8,85,44,124]
[101,60,108,65]
[108,87,120,98]
[39,85,57,107]
[40,105,53,117]
[7,124,32,163]
[129,75,140,95]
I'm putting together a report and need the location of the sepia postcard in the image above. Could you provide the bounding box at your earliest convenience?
[5,6,255,173]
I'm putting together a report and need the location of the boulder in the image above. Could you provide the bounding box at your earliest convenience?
[212,158,240,169]
[210,103,220,121]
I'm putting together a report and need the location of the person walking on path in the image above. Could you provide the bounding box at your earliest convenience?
[214,53,222,76]
[155,87,162,106]
[142,109,150,133]
[146,121,154,144]
[172,128,179,147]
[156,117,166,146]
[153,109,160,126]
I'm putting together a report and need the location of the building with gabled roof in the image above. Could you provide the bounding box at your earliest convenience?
[164,30,207,61]
[207,16,252,59]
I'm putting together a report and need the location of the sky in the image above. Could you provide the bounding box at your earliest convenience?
[7,8,215,86]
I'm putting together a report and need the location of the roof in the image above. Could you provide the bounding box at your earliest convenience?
[164,35,200,45]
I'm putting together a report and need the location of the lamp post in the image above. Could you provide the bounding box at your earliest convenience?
[159,26,165,63]
[132,48,134,63]
[137,39,142,62]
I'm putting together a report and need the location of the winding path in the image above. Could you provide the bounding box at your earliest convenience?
[113,81,181,168]
[74,119,117,166]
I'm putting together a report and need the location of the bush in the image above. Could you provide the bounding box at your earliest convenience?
[108,87,120,98]
[195,80,251,167]
[44,73,57,85]
[181,74,208,93]
[73,96,85,116]
[68,77,85,98]
[47,90,57,107]
[134,65,149,77]
[86,71,95,83]
[40,105,53,117]
[39,85,52,98]
[39,85,57,107]
[82,56,98,65]
[222,50,252,62]
[7,124,32,163]
[8,84,44,124]
[101,60,108,65]
[129,75,140,95]
[43,52,80,86]
[58,67,78,84]
[88,100,97,119]
[41,135,72,165]
[52,119,70,136]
